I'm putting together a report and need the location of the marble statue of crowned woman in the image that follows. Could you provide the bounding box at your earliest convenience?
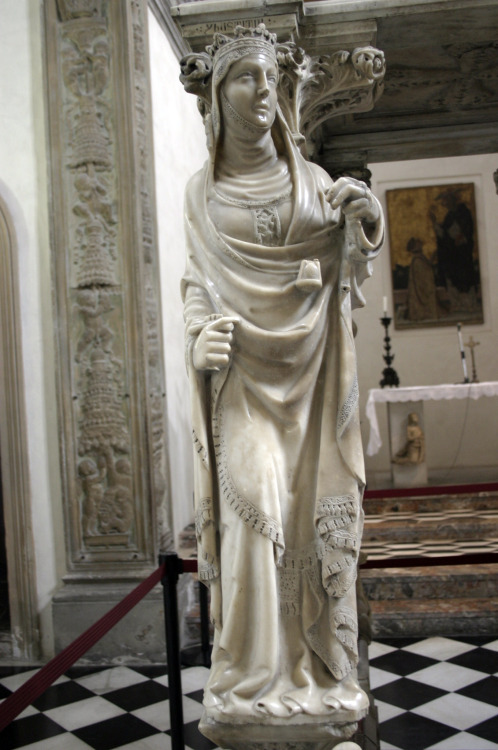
[179,23,384,744]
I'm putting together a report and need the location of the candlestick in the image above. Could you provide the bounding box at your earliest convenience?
[456,322,469,383]
[383,296,388,316]
[379,316,400,388]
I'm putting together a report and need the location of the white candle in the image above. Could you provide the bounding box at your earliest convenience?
[383,296,388,316]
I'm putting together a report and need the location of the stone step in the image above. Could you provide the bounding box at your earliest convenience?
[360,563,498,601]
[360,562,498,637]
[368,595,498,637]
[363,488,498,516]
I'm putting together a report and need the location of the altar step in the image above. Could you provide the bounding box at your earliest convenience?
[360,485,498,636]
[360,563,498,637]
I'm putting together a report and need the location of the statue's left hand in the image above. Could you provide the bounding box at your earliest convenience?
[326,177,380,225]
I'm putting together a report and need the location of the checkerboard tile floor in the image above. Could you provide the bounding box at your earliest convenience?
[0,636,497,749]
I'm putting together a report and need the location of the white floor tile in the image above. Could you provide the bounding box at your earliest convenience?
[380,742,404,750]
[401,636,475,661]
[44,695,125,730]
[182,694,205,723]
[425,731,498,749]
[131,699,171,731]
[180,666,210,693]
[369,666,400,689]
[73,666,149,694]
[152,673,168,687]
[375,698,405,723]
[19,734,92,750]
[412,692,497,731]
[0,669,41,691]
[114,734,172,750]
[408,661,484,691]
[482,639,498,653]
[368,641,398,660]
[0,699,39,719]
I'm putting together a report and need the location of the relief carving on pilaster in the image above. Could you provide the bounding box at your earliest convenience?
[47,0,172,572]
[57,0,136,554]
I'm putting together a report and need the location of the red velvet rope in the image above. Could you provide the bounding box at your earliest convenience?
[0,562,167,733]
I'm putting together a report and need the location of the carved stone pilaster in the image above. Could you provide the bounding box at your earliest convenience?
[45,0,172,586]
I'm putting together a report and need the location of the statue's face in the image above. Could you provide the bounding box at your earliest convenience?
[221,52,278,129]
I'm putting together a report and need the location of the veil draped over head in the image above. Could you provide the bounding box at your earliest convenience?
[180,24,290,167]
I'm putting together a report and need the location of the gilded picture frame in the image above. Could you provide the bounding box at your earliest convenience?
[386,182,483,329]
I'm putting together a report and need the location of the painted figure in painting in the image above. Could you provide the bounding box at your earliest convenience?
[179,25,384,741]
[406,237,437,321]
[430,188,475,294]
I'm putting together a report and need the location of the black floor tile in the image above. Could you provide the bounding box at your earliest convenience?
[65,665,108,679]
[456,674,498,707]
[373,637,421,649]
[73,713,158,750]
[0,667,35,678]
[186,688,205,704]
[379,712,457,750]
[0,713,66,750]
[104,679,169,711]
[173,718,216,750]
[467,713,498,743]
[373,676,446,710]
[448,646,498,674]
[0,682,12,699]
[451,635,496,647]
[31,680,95,711]
[370,649,437,676]
[132,665,168,679]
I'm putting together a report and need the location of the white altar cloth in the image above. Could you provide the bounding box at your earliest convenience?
[366,382,498,456]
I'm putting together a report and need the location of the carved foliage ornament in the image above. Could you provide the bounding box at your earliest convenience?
[179,24,385,154]
[58,1,136,552]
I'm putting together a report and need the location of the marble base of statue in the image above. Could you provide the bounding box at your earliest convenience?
[199,707,365,750]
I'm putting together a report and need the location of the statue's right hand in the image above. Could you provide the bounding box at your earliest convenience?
[192,316,238,371]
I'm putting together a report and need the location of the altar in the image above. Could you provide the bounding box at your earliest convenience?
[365,382,498,487]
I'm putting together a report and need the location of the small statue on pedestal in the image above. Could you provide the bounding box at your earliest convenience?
[392,412,425,465]
[179,24,384,749]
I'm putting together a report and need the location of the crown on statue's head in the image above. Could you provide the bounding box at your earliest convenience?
[207,24,278,79]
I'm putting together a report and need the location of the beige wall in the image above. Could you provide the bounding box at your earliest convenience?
[148,10,208,542]
[356,154,498,486]
[0,0,65,656]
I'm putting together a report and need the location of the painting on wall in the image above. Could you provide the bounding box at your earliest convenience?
[386,182,483,329]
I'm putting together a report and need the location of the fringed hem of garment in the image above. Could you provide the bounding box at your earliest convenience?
[213,410,284,547]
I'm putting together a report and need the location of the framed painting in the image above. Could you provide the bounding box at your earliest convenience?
[386,183,483,329]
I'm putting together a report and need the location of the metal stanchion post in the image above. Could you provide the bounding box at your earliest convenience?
[160,553,184,750]
[199,582,211,668]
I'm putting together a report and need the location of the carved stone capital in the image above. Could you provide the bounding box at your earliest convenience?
[277,43,385,158]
